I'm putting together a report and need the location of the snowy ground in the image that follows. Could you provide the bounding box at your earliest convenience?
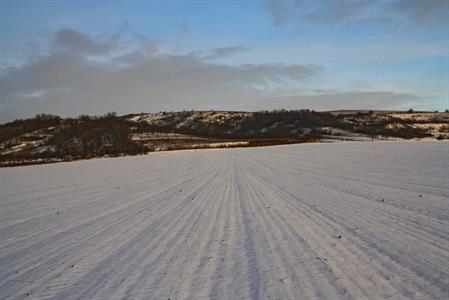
[0,141,448,299]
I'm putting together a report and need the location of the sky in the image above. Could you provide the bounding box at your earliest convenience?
[0,0,448,122]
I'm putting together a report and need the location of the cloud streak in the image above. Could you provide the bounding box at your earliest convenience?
[263,0,449,27]
[264,91,423,111]
[202,46,249,60]
[51,28,118,54]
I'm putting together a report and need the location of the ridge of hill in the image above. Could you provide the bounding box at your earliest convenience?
[1,110,448,166]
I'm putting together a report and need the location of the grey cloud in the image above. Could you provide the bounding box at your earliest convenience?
[257,91,424,111]
[387,0,449,25]
[303,1,373,25]
[127,29,159,53]
[173,22,192,53]
[51,25,158,55]
[263,0,293,26]
[263,0,374,27]
[235,63,321,83]
[0,29,322,122]
[203,46,248,59]
[190,46,249,61]
[52,28,117,54]
[0,28,426,122]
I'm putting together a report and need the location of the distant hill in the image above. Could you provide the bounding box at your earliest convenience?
[1,110,448,166]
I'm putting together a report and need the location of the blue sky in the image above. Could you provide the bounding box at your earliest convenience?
[0,0,448,122]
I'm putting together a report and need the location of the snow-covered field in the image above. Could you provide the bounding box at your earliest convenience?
[1,141,448,299]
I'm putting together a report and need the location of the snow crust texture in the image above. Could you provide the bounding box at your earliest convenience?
[1,141,448,299]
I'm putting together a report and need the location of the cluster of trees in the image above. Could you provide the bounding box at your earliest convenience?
[144,110,352,140]
[131,109,438,141]
[354,124,432,140]
[0,114,62,143]
[48,113,145,158]
[0,113,147,163]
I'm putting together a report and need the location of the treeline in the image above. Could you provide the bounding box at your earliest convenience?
[354,123,432,139]
[48,114,145,158]
[138,110,352,139]
[1,110,442,166]
[1,112,146,162]
[0,114,62,143]
[133,109,432,140]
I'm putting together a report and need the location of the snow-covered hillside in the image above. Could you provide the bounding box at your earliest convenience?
[2,111,448,166]
[1,141,448,299]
